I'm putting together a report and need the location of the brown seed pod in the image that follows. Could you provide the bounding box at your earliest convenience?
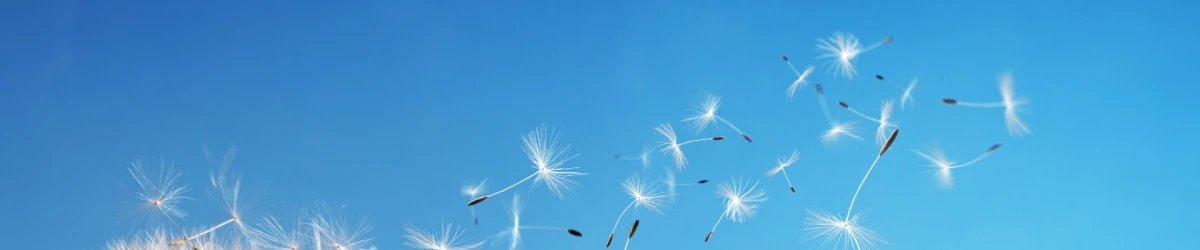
[627,220,640,239]
[879,129,899,156]
[606,234,614,247]
[742,133,753,143]
[782,55,790,62]
[838,101,849,108]
[712,136,725,141]
[790,186,796,193]
[942,98,958,105]
[875,74,884,80]
[705,231,713,242]
[882,36,894,44]
[468,196,488,206]
[698,180,709,184]
[568,229,583,237]
[987,144,1002,153]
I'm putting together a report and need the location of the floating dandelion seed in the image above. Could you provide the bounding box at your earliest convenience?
[705,178,767,243]
[942,70,1031,137]
[251,214,305,250]
[502,194,580,250]
[783,56,816,98]
[462,179,488,225]
[311,201,374,250]
[914,143,1002,189]
[837,100,898,145]
[606,173,666,248]
[169,145,254,247]
[403,222,485,250]
[469,125,586,207]
[126,157,191,244]
[814,84,863,144]
[816,33,890,79]
[614,143,654,168]
[875,75,919,111]
[663,167,709,200]
[766,150,801,193]
[682,93,753,142]
[655,123,723,170]
[803,129,898,250]
[622,220,641,250]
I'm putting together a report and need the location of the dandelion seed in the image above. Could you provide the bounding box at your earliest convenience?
[875,75,919,111]
[501,194,579,250]
[813,84,863,144]
[167,146,254,246]
[614,143,654,168]
[606,173,666,248]
[462,179,488,225]
[469,125,586,206]
[622,220,641,250]
[311,201,374,250]
[942,70,1031,137]
[705,178,767,243]
[403,222,485,250]
[816,33,889,79]
[766,150,801,193]
[655,123,723,169]
[126,157,191,244]
[682,93,753,142]
[783,56,816,98]
[914,143,1002,189]
[568,229,583,237]
[698,180,709,184]
[251,214,305,250]
[837,100,898,145]
[803,129,898,250]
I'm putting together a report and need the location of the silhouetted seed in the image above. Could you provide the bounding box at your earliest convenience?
[782,55,789,62]
[627,220,640,239]
[468,196,488,206]
[742,133,753,142]
[790,187,796,193]
[614,154,622,159]
[838,101,849,108]
[882,36,894,44]
[705,231,713,242]
[942,98,958,105]
[474,217,478,225]
[712,136,725,141]
[815,84,824,95]
[987,144,1002,153]
[568,229,583,237]
[606,234,614,247]
[698,180,709,184]
[879,129,899,156]
[875,74,884,80]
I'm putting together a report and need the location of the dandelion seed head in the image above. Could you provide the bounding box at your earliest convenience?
[997,70,1031,137]
[766,151,800,177]
[462,179,488,198]
[311,202,374,250]
[803,209,887,250]
[622,174,667,213]
[655,124,688,169]
[821,121,863,144]
[683,93,721,134]
[914,144,957,189]
[127,158,190,220]
[522,125,585,198]
[403,222,485,250]
[817,32,864,79]
[717,178,767,223]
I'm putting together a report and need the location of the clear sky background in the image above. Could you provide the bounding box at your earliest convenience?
[1,0,1197,249]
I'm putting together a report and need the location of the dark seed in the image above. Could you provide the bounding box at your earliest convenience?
[742,133,753,143]
[942,98,958,105]
[606,234,614,247]
[468,196,488,206]
[879,129,899,156]
[628,220,640,239]
[698,180,709,184]
[712,136,725,141]
[814,84,824,95]
[838,101,849,108]
[875,75,884,80]
[987,144,1002,153]
[790,187,796,193]
[782,56,789,62]
[705,231,713,242]
[568,229,583,237]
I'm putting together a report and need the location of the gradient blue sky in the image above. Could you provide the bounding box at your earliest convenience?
[1,0,1196,249]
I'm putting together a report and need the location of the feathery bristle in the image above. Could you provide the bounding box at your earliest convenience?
[568,229,583,237]
[468,196,488,206]
[782,55,789,62]
[942,98,958,104]
[606,234,614,247]
[879,129,899,156]
[838,101,849,108]
[742,133,753,143]
[627,220,640,239]
[987,144,1002,153]
[705,231,713,242]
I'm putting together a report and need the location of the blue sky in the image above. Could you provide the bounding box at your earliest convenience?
[1,0,1196,249]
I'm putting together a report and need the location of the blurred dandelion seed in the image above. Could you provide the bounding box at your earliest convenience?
[816,33,889,79]
[662,167,707,201]
[462,179,488,225]
[876,75,919,111]
[682,93,753,142]
[914,143,1002,189]
[655,123,723,170]
[251,214,306,250]
[942,70,1031,137]
[614,143,654,168]
[837,100,898,145]
[783,56,816,98]
[404,222,485,250]
[469,125,585,207]
[814,84,863,144]
[766,150,801,193]
[705,178,767,243]
[606,173,666,248]
[501,194,579,250]
[310,201,374,250]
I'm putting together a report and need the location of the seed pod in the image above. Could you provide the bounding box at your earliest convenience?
[838,101,849,108]
[606,234,614,247]
[815,84,824,95]
[790,187,796,193]
[705,231,713,242]
[568,229,583,237]
[942,98,958,105]
[468,196,488,206]
[882,36,894,44]
[782,55,790,62]
[698,180,709,184]
[627,220,640,239]
[879,129,899,156]
[742,133,753,143]
[875,74,884,80]
[987,144,1002,153]
[712,136,725,141]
